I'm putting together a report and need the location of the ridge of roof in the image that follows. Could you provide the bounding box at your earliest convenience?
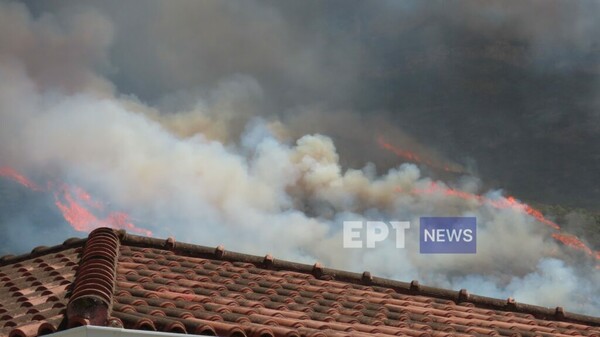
[1,226,599,337]
[115,230,600,327]
[66,228,120,329]
[0,238,87,267]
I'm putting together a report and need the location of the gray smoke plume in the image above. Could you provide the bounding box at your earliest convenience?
[1,1,599,315]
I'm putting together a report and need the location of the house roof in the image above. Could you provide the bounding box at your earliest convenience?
[1,228,599,337]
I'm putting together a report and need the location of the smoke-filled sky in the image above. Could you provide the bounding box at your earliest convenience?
[1,0,599,315]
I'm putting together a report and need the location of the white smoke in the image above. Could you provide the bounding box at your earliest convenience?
[0,1,599,316]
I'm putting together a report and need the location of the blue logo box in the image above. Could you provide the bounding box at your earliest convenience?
[420,217,476,254]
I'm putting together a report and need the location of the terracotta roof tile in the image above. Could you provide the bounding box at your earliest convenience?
[1,227,599,337]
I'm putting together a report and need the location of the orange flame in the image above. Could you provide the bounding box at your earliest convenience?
[552,233,593,256]
[54,184,152,236]
[401,181,600,263]
[377,136,423,162]
[0,166,152,236]
[407,181,561,229]
[377,136,465,173]
[0,166,41,191]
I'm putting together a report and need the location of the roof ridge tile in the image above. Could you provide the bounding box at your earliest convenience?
[65,228,120,328]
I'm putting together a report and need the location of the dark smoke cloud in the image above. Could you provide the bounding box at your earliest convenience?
[24,0,600,209]
[1,0,599,315]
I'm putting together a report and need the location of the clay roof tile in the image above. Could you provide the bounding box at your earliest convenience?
[1,228,599,337]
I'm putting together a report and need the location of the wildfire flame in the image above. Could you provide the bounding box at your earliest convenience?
[409,182,561,230]
[377,136,465,174]
[1,165,597,263]
[400,181,600,263]
[552,233,593,256]
[0,166,152,236]
[0,166,41,191]
[377,136,599,261]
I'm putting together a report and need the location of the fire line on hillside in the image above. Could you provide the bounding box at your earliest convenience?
[1,164,598,266]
